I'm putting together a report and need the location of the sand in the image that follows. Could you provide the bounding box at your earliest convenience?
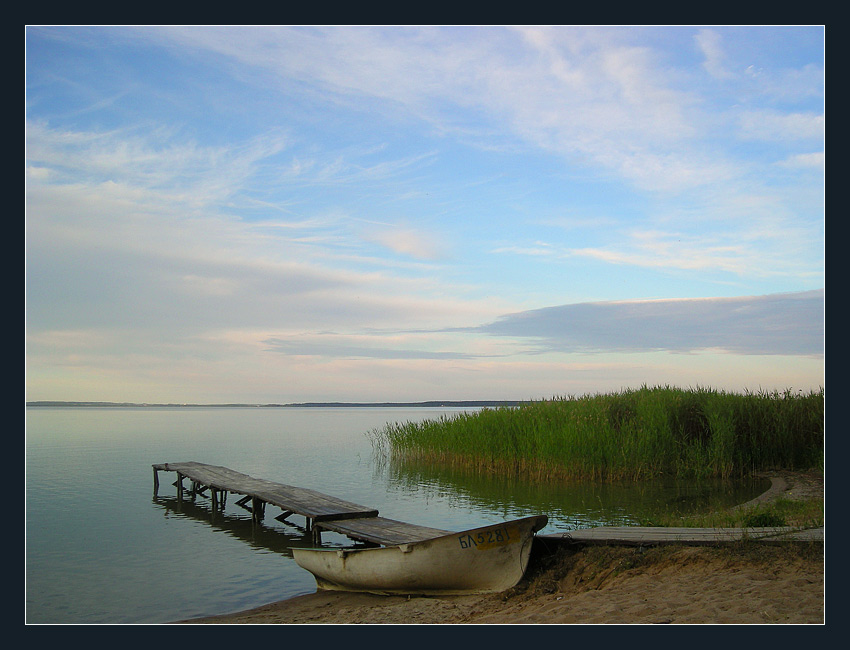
[183,470,824,625]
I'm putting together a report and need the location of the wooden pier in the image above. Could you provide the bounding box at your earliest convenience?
[152,462,450,546]
[153,462,823,549]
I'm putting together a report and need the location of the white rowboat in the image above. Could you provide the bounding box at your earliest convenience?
[291,515,548,595]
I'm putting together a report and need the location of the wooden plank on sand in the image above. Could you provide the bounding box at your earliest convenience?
[539,526,824,546]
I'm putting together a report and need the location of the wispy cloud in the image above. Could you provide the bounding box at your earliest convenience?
[696,29,735,79]
[25,121,504,340]
[26,119,288,203]
[366,224,449,261]
[263,336,487,360]
[738,110,825,143]
[778,152,825,171]
[141,27,720,193]
[495,224,822,281]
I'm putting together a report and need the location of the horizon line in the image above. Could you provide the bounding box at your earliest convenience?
[25,399,528,408]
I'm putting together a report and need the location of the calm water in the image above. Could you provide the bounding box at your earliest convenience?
[25,407,767,624]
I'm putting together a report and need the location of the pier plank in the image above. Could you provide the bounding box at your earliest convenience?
[316,517,453,546]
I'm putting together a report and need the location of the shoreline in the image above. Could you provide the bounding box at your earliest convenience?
[180,470,824,625]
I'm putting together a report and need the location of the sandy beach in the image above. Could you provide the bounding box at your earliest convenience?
[183,471,824,625]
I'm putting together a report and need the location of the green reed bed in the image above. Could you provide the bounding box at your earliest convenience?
[370,386,824,481]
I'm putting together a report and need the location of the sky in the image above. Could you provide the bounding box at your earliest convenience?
[25,26,825,404]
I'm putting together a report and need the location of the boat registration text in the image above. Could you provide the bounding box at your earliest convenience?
[457,525,516,550]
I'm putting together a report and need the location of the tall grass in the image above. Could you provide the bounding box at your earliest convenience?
[370,386,824,481]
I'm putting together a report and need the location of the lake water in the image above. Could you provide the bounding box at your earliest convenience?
[25,406,767,624]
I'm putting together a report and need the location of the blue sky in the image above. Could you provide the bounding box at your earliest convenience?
[25,26,824,403]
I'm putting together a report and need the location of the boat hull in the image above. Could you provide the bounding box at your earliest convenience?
[291,515,548,595]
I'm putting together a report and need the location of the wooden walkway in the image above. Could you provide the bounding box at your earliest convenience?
[153,462,822,549]
[539,525,824,546]
[152,462,449,546]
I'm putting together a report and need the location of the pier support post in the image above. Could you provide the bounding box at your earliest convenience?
[153,468,159,495]
[251,497,265,522]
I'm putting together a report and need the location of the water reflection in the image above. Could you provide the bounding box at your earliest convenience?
[378,458,770,531]
[151,495,320,556]
[151,493,380,555]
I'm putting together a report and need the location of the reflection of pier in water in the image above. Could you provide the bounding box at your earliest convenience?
[151,494,319,557]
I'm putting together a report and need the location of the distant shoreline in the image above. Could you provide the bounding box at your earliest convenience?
[26,400,526,409]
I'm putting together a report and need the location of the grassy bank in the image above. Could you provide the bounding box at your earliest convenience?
[370,386,824,482]
[646,491,824,529]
